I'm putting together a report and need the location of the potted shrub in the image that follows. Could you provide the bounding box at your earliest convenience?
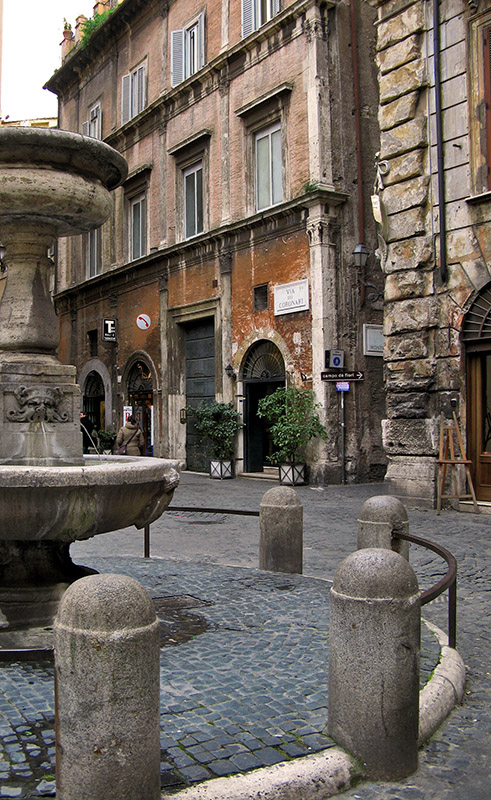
[257,386,327,485]
[188,399,243,479]
[97,429,116,454]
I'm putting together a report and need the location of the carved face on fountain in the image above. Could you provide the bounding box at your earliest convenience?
[0,128,179,635]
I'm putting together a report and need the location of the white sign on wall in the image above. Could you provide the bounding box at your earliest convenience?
[136,313,151,330]
[274,279,309,316]
[363,324,384,356]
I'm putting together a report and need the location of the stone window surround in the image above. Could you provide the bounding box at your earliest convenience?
[235,83,292,216]
[468,9,491,197]
[123,165,152,262]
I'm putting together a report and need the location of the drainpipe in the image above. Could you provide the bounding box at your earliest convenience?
[433,0,448,282]
[350,0,366,305]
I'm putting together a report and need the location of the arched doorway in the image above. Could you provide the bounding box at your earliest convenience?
[242,340,285,473]
[83,370,105,433]
[463,283,491,500]
[127,360,153,456]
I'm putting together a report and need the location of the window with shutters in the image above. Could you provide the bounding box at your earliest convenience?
[469,14,491,196]
[82,102,102,139]
[171,12,205,88]
[242,0,281,39]
[169,129,210,241]
[121,62,147,126]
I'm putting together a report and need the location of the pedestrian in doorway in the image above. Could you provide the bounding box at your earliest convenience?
[116,415,144,456]
[80,411,95,453]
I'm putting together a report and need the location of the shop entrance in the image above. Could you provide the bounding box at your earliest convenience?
[127,360,153,456]
[242,341,285,473]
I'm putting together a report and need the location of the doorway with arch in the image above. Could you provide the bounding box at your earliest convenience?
[127,359,154,456]
[463,283,491,500]
[242,340,285,473]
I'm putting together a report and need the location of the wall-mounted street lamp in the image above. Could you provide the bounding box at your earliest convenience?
[224,363,236,380]
[352,243,370,269]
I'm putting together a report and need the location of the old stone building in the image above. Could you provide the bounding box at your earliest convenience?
[46,0,384,482]
[365,0,491,506]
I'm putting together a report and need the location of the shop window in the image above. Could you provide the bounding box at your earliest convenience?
[171,12,205,88]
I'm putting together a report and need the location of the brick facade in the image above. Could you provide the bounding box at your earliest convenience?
[48,0,384,483]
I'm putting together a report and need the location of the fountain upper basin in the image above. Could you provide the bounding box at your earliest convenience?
[0,456,179,543]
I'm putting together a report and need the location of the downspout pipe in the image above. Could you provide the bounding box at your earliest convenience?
[433,0,448,283]
[350,0,366,305]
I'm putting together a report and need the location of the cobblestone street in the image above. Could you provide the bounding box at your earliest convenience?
[1,473,489,798]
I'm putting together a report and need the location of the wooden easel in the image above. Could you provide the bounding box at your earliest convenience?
[437,412,479,514]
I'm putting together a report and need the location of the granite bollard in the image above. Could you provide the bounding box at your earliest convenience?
[357,495,410,559]
[54,574,161,800]
[259,486,303,573]
[328,548,420,779]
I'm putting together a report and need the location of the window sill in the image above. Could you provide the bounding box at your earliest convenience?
[466,191,491,206]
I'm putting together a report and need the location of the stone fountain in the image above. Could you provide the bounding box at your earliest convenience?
[0,127,179,637]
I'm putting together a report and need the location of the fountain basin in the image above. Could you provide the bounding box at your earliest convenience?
[0,456,179,542]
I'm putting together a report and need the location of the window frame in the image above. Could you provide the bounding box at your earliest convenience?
[171,12,205,88]
[82,101,102,139]
[242,0,281,39]
[255,121,283,211]
[169,130,211,242]
[87,226,102,278]
[121,62,147,126]
[183,160,204,239]
[129,193,147,261]
[469,13,491,196]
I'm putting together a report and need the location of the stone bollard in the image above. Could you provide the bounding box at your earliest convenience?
[54,574,161,800]
[357,495,410,560]
[259,486,303,573]
[328,548,420,780]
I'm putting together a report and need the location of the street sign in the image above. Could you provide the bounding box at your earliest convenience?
[336,382,350,392]
[327,349,345,369]
[321,370,364,381]
[102,318,116,341]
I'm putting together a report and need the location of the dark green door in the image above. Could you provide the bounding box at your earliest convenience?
[244,380,283,472]
[185,318,215,472]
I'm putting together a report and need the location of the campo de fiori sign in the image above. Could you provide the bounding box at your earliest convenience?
[274,279,309,316]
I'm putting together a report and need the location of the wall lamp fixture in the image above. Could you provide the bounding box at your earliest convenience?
[224,363,236,380]
[352,243,370,268]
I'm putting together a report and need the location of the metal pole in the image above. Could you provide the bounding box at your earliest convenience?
[144,524,150,558]
[341,392,346,484]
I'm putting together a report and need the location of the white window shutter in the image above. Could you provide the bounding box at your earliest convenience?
[82,120,89,136]
[242,0,255,39]
[171,30,184,88]
[137,63,146,114]
[121,73,131,125]
[272,0,281,17]
[198,12,205,70]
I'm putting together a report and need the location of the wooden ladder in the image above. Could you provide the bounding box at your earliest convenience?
[437,411,479,514]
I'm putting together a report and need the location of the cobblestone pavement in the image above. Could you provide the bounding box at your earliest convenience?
[1,473,490,798]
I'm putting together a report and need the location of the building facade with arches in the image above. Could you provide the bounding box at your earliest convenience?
[51,0,386,483]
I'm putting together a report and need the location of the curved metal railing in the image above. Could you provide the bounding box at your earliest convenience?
[164,506,458,648]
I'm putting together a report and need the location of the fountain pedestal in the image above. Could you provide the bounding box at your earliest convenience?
[0,128,179,637]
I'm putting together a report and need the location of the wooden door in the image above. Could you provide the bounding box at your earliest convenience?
[468,352,491,501]
[184,318,215,472]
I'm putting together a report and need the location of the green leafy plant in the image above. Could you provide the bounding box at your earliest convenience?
[97,429,116,451]
[257,386,327,464]
[302,179,319,193]
[188,400,243,461]
[80,9,115,47]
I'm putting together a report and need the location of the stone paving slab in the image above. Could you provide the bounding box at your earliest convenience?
[0,557,441,798]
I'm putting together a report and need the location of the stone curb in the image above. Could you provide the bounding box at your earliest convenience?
[161,619,465,800]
